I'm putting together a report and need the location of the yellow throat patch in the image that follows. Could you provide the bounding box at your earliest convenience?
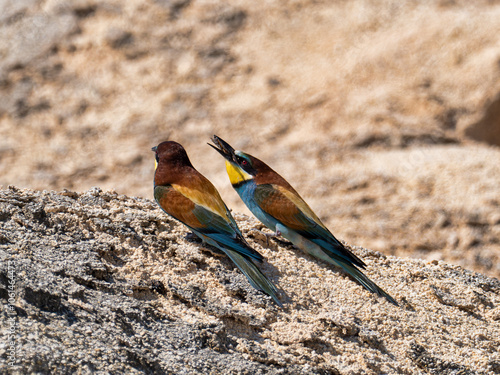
[225,160,253,185]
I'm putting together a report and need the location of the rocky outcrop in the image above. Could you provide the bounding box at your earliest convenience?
[1,0,500,282]
[1,187,499,374]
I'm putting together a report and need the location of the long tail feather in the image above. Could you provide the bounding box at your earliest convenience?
[224,249,283,308]
[337,261,398,306]
[277,224,397,305]
[192,229,282,307]
[316,247,398,306]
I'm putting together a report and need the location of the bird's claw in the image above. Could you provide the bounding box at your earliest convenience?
[185,232,201,242]
[249,228,281,246]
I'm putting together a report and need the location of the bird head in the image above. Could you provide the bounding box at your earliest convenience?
[152,141,193,185]
[209,135,258,186]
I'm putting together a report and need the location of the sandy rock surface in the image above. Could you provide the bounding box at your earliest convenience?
[0,187,499,374]
[1,0,499,281]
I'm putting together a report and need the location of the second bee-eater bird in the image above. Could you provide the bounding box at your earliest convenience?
[153,141,282,307]
[209,135,397,305]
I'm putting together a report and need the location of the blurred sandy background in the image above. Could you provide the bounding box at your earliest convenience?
[1,0,499,278]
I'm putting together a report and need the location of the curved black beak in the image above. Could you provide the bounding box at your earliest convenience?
[208,135,237,163]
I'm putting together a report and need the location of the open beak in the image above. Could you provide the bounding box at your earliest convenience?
[208,135,237,163]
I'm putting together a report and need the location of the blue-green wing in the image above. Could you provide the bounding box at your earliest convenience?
[191,201,263,263]
[254,184,366,268]
[154,185,262,262]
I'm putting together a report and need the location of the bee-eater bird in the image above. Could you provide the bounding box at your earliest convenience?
[209,135,397,305]
[153,141,282,307]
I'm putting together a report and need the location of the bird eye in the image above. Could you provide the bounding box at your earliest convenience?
[236,156,248,166]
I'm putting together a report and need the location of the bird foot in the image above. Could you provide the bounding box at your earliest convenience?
[249,229,281,246]
[185,232,225,257]
[184,232,201,242]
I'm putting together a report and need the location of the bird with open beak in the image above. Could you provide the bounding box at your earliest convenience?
[209,135,397,305]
